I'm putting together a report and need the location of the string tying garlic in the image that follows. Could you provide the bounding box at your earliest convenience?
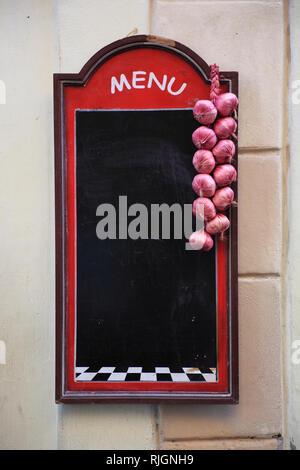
[193,150,216,174]
[210,64,220,104]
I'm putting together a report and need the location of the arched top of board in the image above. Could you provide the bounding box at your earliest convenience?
[54,35,238,112]
[63,35,214,83]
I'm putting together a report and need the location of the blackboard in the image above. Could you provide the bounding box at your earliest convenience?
[76,109,217,379]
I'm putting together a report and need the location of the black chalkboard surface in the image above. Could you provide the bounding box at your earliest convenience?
[75,109,217,379]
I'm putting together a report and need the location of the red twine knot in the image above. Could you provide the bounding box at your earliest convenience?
[210,64,220,105]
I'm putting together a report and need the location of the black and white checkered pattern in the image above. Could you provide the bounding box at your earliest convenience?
[75,366,217,383]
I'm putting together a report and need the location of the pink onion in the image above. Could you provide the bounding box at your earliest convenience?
[189,230,214,251]
[212,140,236,163]
[212,187,234,211]
[193,100,217,125]
[193,150,215,174]
[215,92,238,117]
[192,174,216,198]
[214,117,237,139]
[192,197,216,221]
[192,126,217,150]
[206,214,230,235]
[213,164,237,187]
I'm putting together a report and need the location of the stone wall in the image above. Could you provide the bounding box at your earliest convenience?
[0,0,291,450]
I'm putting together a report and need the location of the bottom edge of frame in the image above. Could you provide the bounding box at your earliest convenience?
[56,391,238,404]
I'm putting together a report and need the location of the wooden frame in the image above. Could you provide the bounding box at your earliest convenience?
[54,35,238,403]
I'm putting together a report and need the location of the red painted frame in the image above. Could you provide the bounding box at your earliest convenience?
[54,35,239,403]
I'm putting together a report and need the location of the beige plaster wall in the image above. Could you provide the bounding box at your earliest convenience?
[0,0,289,450]
[287,0,300,451]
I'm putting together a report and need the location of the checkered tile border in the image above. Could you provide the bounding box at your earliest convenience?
[75,366,217,383]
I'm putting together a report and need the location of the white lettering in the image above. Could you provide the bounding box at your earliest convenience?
[106,455,141,467]
[147,72,167,91]
[110,72,187,95]
[132,71,146,89]
[167,76,187,96]
[111,74,131,94]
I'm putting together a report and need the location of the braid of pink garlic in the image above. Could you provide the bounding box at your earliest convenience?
[190,63,238,251]
[210,64,221,105]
